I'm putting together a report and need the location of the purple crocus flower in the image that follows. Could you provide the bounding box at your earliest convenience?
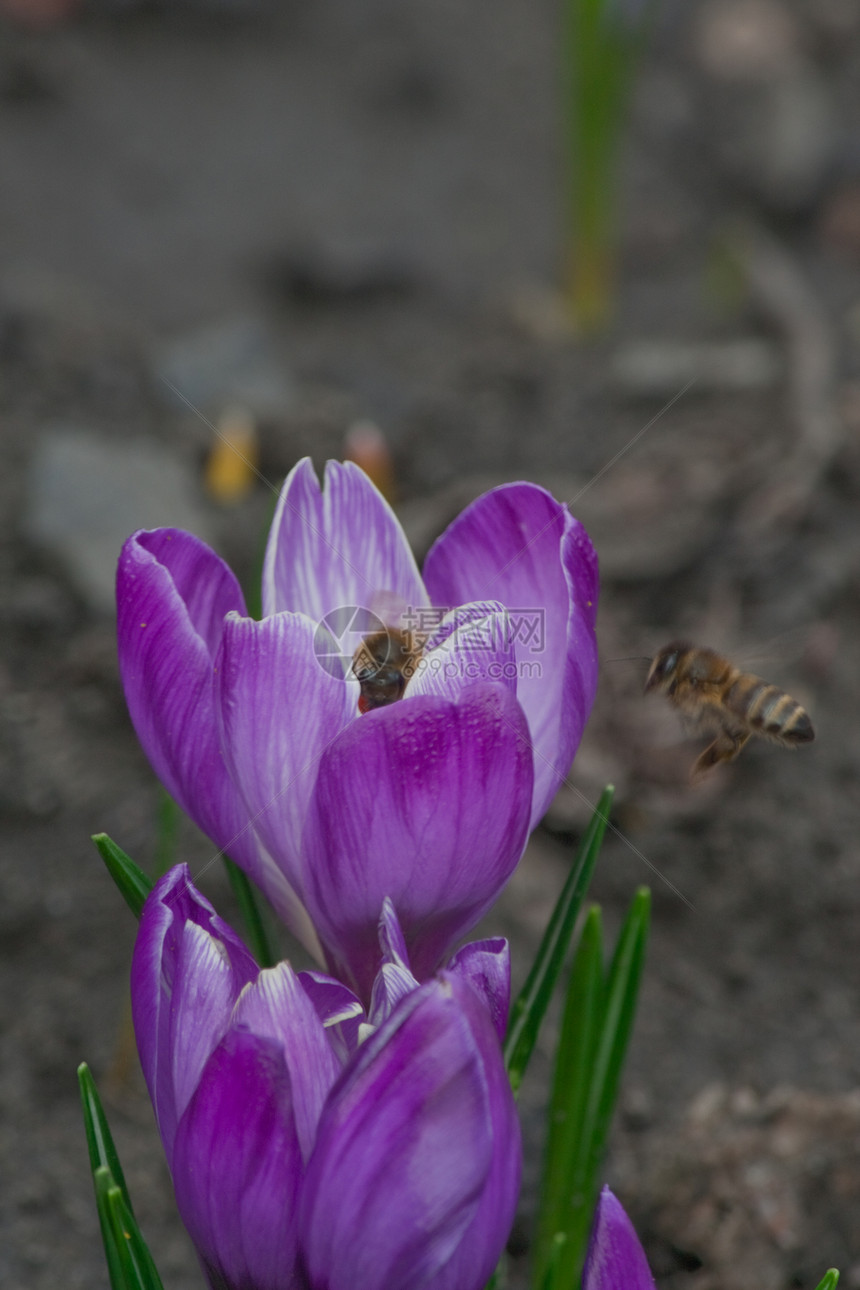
[582,1187,656,1290]
[117,459,598,996]
[133,865,521,1290]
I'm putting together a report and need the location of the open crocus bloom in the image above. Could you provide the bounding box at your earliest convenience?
[118,458,598,996]
[582,1187,656,1290]
[133,866,521,1290]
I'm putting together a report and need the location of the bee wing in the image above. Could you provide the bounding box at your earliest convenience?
[734,625,812,672]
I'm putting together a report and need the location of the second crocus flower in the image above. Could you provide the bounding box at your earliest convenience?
[133,865,521,1290]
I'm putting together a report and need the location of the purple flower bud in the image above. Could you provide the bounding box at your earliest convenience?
[117,459,598,991]
[300,971,520,1290]
[133,868,521,1290]
[582,1187,656,1290]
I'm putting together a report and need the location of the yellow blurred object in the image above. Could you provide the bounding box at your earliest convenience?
[344,420,396,502]
[204,407,259,505]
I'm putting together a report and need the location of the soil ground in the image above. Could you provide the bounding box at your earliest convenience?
[2,2,860,1287]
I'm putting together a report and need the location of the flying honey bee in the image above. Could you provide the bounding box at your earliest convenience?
[352,628,424,713]
[644,641,815,780]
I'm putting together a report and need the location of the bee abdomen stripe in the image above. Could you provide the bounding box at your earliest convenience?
[781,707,815,742]
[725,677,771,720]
[758,691,796,730]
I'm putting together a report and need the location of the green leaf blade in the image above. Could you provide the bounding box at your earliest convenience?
[586,886,651,1168]
[535,906,605,1289]
[82,1068,165,1290]
[92,834,153,919]
[222,855,277,968]
[535,887,651,1290]
[93,1166,130,1290]
[78,1062,134,1216]
[505,785,614,1092]
[102,1174,164,1290]
[153,791,181,878]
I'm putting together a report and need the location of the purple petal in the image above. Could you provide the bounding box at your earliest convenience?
[262,458,428,622]
[301,683,534,1001]
[298,970,365,1064]
[172,1030,304,1290]
[406,602,519,703]
[121,528,247,657]
[215,609,355,948]
[299,972,365,1029]
[582,1188,656,1290]
[367,962,420,1031]
[130,866,257,1170]
[428,970,522,1290]
[446,939,511,1043]
[116,530,262,882]
[167,922,252,1152]
[300,975,520,1290]
[232,963,341,1162]
[423,483,599,827]
[378,896,410,971]
[366,901,420,1029]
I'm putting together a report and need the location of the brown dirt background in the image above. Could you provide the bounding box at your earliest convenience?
[1,1,860,1287]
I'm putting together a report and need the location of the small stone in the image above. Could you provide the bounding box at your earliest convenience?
[612,338,782,396]
[622,1086,655,1131]
[154,315,292,419]
[266,242,418,307]
[502,282,577,343]
[24,427,215,613]
[715,69,839,215]
[43,887,73,918]
[820,184,860,261]
[695,0,803,81]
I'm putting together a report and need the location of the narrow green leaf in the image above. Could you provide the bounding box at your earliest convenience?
[564,887,650,1284]
[153,791,181,878]
[222,855,277,968]
[539,1233,568,1290]
[589,887,651,1158]
[109,1187,165,1290]
[78,1063,134,1216]
[99,1169,164,1290]
[104,1184,140,1289]
[92,834,153,919]
[81,1066,165,1290]
[505,785,614,1092]
[813,1272,840,1290]
[92,1166,128,1290]
[535,888,651,1290]
[534,906,605,1288]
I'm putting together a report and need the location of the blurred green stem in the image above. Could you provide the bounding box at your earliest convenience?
[223,855,277,968]
[563,0,623,333]
[562,0,654,332]
[154,790,180,877]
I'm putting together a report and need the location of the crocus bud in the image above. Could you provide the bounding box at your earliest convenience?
[132,867,521,1290]
[582,1187,656,1290]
